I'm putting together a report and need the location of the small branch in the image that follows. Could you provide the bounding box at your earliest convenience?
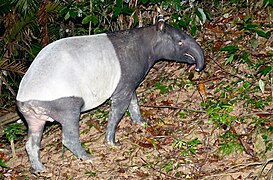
[255,158,273,180]
[230,126,257,159]
[239,111,273,118]
[88,0,92,35]
[0,72,16,96]
[10,138,17,158]
[0,112,20,127]
[210,54,251,82]
[203,172,255,179]
[270,67,273,110]
[141,104,206,113]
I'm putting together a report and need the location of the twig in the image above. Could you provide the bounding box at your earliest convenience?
[88,0,92,35]
[0,112,20,129]
[271,67,273,112]
[10,138,17,158]
[239,112,273,118]
[255,158,273,180]
[230,126,257,159]
[226,161,263,172]
[266,166,273,180]
[0,72,16,96]
[141,104,206,113]
[203,171,255,179]
[210,54,251,82]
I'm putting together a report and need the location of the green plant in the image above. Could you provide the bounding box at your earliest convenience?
[202,98,237,127]
[221,45,253,67]
[172,137,202,156]
[262,132,273,154]
[0,159,7,168]
[263,0,273,8]
[219,131,243,155]
[236,16,271,38]
[89,108,109,126]
[153,81,172,94]
[4,123,24,158]
[169,1,208,36]
[85,171,96,177]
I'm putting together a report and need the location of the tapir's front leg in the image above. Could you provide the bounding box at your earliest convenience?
[128,91,146,125]
[105,90,133,146]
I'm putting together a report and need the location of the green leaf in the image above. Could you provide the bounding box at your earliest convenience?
[82,15,98,25]
[85,171,96,177]
[154,82,169,94]
[0,159,7,168]
[69,10,78,19]
[116,0,122,7]
[113,7,121,18]
[259,66,272,75]
[0,0,12,14]
[190,25,197,36]
[165,164,172,173]
[221,45,239,54]
[245,23,258,30]
[64,11,70,20]
[113,0,122,18]
[140,0,149,4]
[225,54,235,65]
[259,79,265,94]
[263,0,273,7]
[255,28,271,38]
[196,8,206,24]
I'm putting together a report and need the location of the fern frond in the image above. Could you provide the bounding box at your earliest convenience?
[0,59,27,75]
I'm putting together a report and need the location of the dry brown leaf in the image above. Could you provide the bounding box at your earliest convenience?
[198,81,206,95]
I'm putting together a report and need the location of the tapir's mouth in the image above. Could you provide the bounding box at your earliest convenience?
[184,53,196,64]
[184,53,203,72]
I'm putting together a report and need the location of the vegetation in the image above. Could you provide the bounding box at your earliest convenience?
[0,0,272,179]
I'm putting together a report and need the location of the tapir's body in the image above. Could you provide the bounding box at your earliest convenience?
[17,19,205,172]
[17,34,121,111]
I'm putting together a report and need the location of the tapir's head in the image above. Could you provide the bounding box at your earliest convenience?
[154,16,205,72]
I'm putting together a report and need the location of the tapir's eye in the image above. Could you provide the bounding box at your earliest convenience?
[178,40,183,46]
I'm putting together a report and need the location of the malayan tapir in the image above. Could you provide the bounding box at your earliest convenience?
[16,16,205,172]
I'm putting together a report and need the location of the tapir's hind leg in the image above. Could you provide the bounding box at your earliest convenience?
[49,97,90,160]
[59,112,90,160]
[24,114,46,172]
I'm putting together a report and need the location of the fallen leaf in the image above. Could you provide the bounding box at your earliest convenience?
[213,40,223,50]
[198,81,206,95]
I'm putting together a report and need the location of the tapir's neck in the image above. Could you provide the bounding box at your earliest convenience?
[130,26,164,66]
[107,25,162,69]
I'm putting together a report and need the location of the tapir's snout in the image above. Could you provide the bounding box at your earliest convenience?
[194,47,205,72]
[184,42,205,72]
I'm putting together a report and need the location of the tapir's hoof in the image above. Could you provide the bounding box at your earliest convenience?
[31,164,46,174]
[79,152,91,160]
[105,140,121,147]
[132,118,148,126]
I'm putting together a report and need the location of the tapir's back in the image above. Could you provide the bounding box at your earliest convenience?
[16,34,121,111]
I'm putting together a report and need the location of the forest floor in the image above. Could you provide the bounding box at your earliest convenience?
[1,6,273,180]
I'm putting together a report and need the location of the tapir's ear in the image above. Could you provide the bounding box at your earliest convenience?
[156,15,166,32]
